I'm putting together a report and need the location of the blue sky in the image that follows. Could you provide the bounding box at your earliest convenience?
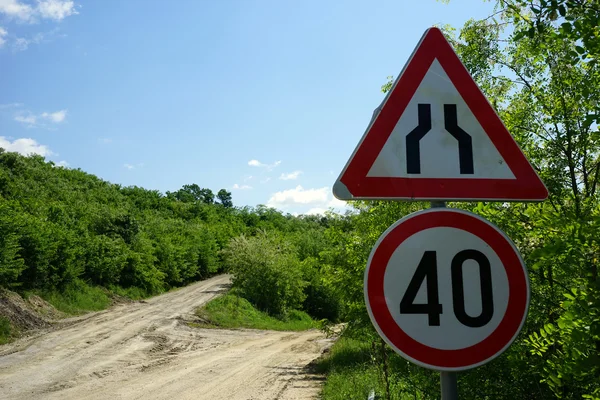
[0,0,496,215]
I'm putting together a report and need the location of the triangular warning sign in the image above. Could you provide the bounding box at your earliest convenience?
[333,27,548,202]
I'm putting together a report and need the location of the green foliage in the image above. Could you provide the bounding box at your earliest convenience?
[301,257,340,321]
[502,0,600,64]
[313,337,372,374]
[37,279,111,315]
[196,293,315,331]
[217,189,233,208]
[0,150,249,296]
[0,317,12,345]
[0,202,25,286]
[0,148,341,340]
[317,337,428,400]
[108,284,149,300]
[221,231,306,316]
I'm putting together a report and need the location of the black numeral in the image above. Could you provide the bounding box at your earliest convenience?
[400,251,443,326]
[399,250,494,327]
[451,249,494,327]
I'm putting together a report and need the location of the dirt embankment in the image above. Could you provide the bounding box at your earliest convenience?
[0,275,334,400]
[0,288,58,334]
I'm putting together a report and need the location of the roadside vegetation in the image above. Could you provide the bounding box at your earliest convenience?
[196,294,315,331]
[0,149,339,343]
[0,316,11,345]
[1,0,598,398]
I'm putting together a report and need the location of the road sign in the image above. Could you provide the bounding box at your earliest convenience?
[364,208,529,371]
[333,27,548,202]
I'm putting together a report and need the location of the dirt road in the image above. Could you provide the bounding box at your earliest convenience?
[0,275,332,400]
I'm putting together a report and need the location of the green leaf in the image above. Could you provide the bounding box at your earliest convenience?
[561,22,573,33]
[564,292,575,300]
[558,320,567,329]
[558,4,566,16]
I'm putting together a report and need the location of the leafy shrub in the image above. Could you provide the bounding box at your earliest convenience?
[221,231,306,316]
[199,294,314,330]
[301,257,340,321]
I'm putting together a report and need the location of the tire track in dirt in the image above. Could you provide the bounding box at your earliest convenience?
[0,275,333,400]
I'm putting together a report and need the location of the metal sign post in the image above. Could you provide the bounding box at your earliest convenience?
[431,202,458,399]
[441,371,458,400]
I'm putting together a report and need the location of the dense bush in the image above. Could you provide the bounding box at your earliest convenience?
[221,231,306,316]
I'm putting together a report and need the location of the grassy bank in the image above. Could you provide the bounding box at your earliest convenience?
[29,280,113,315]
[195,293,315,331]
[0,317,12,345]
[315,337,429,400]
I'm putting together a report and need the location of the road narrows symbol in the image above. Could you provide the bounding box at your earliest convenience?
[406,104,432,174]
[405,104,474,175]
[444,104,474,174]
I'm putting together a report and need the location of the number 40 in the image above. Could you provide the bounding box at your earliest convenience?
[399,249,494,328]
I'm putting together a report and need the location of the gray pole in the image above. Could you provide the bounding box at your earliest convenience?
[429,201,458,400]
[440,371,458,400]
[430,201,446,209]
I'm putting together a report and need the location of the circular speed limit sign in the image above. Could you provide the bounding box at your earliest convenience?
[364,208,529,371]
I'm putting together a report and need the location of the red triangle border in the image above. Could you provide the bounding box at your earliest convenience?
[336,27,548,201]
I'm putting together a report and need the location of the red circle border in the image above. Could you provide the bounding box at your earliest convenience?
[366,209,529,370]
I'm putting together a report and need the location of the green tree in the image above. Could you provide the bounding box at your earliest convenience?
[0,201,25,286]
[217,189,233,207]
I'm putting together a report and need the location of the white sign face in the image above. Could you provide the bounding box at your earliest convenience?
[367,59,515,180]
[383,226,509,350]
[364,208,529,371]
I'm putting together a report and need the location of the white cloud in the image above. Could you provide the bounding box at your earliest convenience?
[12,28,64,51]
[0,136,53,156]
[37,0,78,21]
[0,0,34,21]
[305,207,327,216]
[261,177,271,184]
[14,114,37,126]
[55,160,68,167]
[248,159,282,171]
[267,185,349,215]
[328,196,347,209]
[41,109,66,123]
[279,170,302,180]
[0,0,77,22]
[0,27,7,47]
[13,37,29,51]
[124,163,134,170]
[267,185,329,208]
[232,183,252,190]
[14,108,67,127]
[0,102,23,109]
